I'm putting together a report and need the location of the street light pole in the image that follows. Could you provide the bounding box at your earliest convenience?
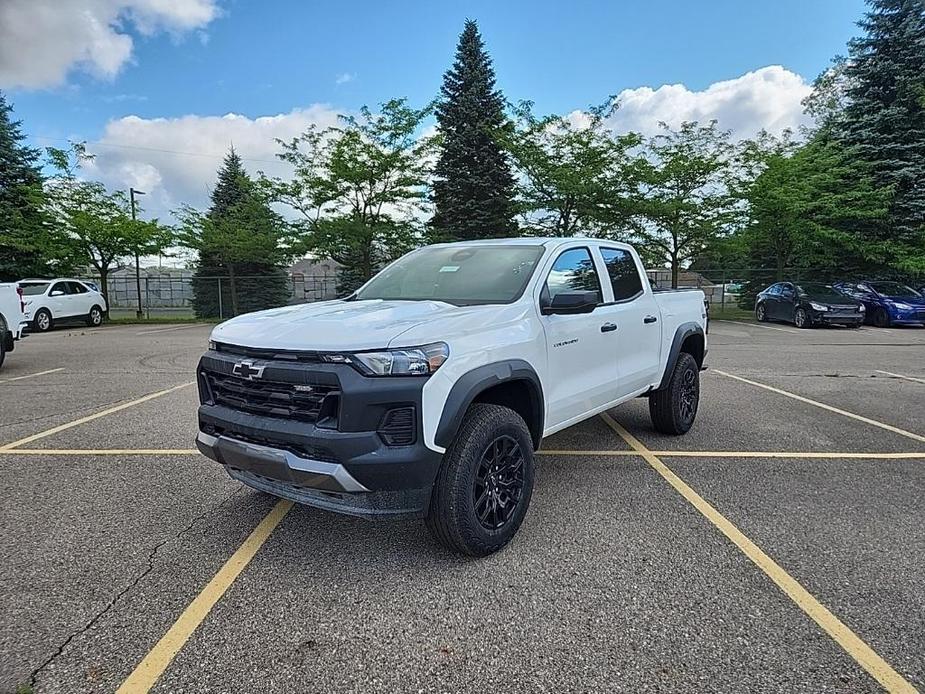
[130,187,146,319]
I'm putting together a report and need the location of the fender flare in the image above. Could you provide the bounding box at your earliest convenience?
[434,359,544,450]
[656,322,705,390]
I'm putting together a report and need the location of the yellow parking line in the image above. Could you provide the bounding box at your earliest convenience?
[117,500,293,693]
[1,449,201,455]
[0,367,64,383]
[714,369,925,444]
[600,413,917,694]
[0,381,195,451]
[876,370,925,385]
[540,449,925,460]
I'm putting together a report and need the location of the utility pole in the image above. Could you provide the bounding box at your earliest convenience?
[130,187,146,319]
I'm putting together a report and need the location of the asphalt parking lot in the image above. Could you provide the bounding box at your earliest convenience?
[1,320,924,693]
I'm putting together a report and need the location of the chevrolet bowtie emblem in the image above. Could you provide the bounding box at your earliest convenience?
[232,360,265,380]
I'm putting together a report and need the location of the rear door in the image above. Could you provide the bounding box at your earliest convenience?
[777,283,796,321]
[598,246,662,397]
[67,281,93,315]
[539,246,619,429]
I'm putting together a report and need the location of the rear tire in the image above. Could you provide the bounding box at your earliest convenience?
[34,309,52,332]
[0,326,6,370]
[86,305,103,327]
[649,352,700,435]
[426,404,535,557]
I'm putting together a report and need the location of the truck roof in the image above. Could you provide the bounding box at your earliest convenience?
[429,237,632,250]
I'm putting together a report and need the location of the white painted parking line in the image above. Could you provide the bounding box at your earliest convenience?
[0,367,64,384]
[714,369,925,444]
[0,381,195,451]
[714,320,800,334]
[136,325,203,335]
[601,413,918,694]
[876,370,925,385]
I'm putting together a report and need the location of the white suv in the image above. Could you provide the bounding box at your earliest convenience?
[19,279,108,331]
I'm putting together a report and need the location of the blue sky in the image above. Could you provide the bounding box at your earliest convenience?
[0,0,867,218]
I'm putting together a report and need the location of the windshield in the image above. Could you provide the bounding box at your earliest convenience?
[797,283,849,301]
[867,282,921,298]
[20,282,49,296]
[355,245,545,306]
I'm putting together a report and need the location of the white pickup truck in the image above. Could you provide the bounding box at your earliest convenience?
[196,238,707,555]
[0,282,26,370]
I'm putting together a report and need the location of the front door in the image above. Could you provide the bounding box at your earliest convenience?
[540,247,618,430]
[777,283,796,321]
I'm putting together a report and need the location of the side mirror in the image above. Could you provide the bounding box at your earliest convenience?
[542,290,599,315]
[50,290,65,297]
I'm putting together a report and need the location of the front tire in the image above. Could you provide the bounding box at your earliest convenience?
[86,305,104,327]
[794,307,810,328]
[649,352,700,435]
[426,404,535,557]
[873,308,892,328]
[34,309,53,332]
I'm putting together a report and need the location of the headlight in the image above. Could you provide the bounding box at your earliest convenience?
[858,304,865,311]
[892,302,912,310]
[208,340,217,350]
[341,342,449,376]
[809,302,829,311]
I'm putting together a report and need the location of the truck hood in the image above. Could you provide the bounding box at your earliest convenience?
[211,299,477,351]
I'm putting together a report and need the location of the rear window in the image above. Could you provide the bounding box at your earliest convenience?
[20,283,49,296]
[600,247,643,301]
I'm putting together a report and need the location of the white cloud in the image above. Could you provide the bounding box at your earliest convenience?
[335,72,356,85]
[0,0,220,89]
[600,65,813,139]
[82,106,342,221]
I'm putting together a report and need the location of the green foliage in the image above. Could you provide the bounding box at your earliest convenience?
[432,20,517,240]
[841,0,925,246]
[628,121,740,287]
[0,91,62,281]
[179,149,293,317]
[502,100,641,237]
[271,98,431,292]
[44,144,172,302]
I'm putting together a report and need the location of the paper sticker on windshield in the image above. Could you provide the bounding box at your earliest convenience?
[439,266,460,273]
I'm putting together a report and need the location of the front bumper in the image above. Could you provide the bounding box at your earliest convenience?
[196,348,442,518]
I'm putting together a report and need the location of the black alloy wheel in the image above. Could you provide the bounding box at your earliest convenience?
[873,308,891,328]
[472,435,525,531]
[678,367,698,427]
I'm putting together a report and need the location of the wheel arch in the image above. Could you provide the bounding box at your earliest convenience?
[435,360,544,451]
[656,323,705,391]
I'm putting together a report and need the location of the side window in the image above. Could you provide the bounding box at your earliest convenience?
[543,248,602,304]
[50,282,69,296]
[68,282,89,294]
[600,247,643,301]
[766,284,781,296]
[780,284,795,300]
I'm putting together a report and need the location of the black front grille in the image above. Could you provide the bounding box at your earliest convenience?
[204,371,338,423]
[378,407,416,446]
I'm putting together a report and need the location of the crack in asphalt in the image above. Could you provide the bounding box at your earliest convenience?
[26,485,245,690]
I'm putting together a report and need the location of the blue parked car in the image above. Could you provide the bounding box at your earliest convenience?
[834,281,925,327]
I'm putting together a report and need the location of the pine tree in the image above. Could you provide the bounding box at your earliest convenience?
[190,148,290,318]
[0,91,53,281]
[842,0,925,246]
[432,20,517,240]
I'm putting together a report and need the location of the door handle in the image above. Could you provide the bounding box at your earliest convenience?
[643,315,658,324]
[600,323,618,333]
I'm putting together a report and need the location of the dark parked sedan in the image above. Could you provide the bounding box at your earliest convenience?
[755,282,865,328]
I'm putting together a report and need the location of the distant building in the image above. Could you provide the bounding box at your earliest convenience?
[288,256,342,301]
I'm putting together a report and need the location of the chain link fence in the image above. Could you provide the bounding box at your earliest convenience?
[86,273,339,319]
